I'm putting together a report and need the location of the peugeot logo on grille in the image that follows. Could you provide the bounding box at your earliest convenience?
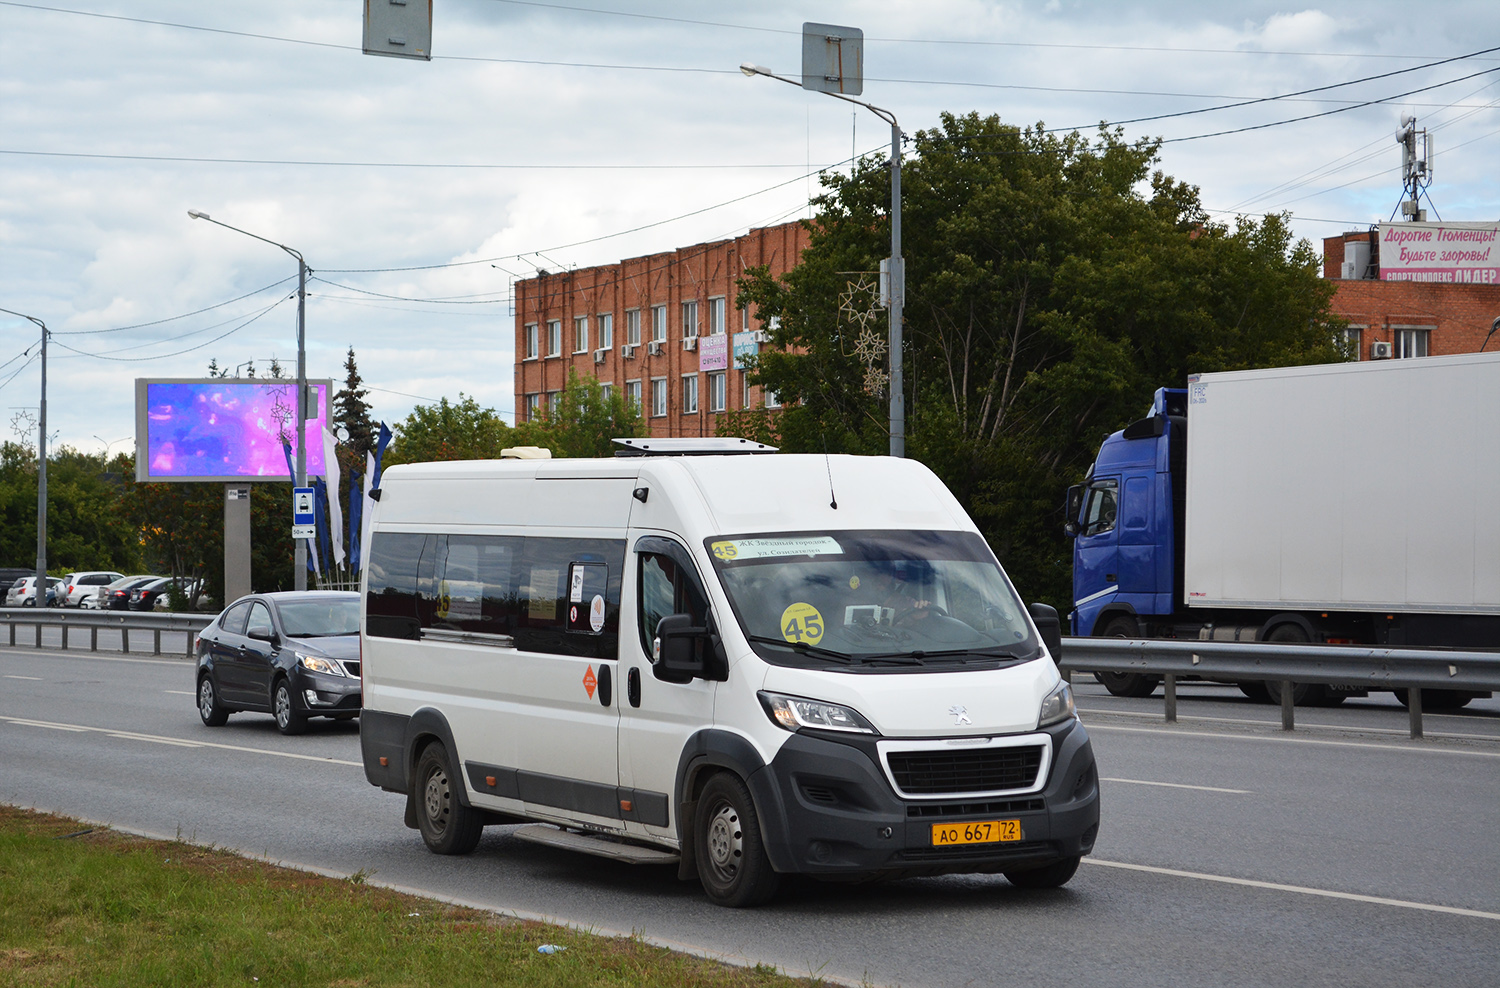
[949,705,971,726]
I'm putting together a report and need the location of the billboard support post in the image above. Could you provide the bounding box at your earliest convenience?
[225,486,252,604]
[295,256,307,591]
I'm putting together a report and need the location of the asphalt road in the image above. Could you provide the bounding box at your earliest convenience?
[2,644,1497,988]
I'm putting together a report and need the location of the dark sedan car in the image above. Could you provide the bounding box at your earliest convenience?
[194,591,361,735]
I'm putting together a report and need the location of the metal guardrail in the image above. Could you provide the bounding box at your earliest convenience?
[0,607,214,657]
[1059,636,1500,739]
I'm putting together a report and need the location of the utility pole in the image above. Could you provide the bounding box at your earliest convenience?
[1,308,48,600]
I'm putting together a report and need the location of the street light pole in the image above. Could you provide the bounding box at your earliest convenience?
[188,210,311,590]
[740,63,904,457]
[0,308,49,600]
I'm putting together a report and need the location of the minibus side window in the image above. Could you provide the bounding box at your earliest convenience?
[366,532,430,640]
[432,535,518,637]
[514,537,625,659]
[637,550,710,659]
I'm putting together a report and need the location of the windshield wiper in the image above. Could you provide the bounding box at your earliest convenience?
[858,646,1029,665]
[745,634,854,664]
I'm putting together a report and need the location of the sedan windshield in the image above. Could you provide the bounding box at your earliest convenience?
[277,598,361,638]
[705,530,1038,669]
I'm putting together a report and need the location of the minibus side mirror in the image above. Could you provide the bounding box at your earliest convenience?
[653,614,706,683]
[1028,602,1063,663]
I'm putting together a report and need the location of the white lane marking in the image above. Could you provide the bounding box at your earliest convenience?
[1084,858,1500,922]
[0,715,361,766]
[164,690,194,695]
[1101,777,1250,794]
[1086,722,1500,757]
[1078,704,1500,743]
[4,675,43,680]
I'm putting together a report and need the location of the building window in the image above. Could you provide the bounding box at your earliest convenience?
[573,316,589,353]
[707,371,726,412]
[523,323,538,360]
[764,386,781,409]
[740,305,751,332]
[651,305,667,342]
[650,377,668,418]
[682,374,699,414]
[625,309,641,346]
[708,296,726,336]
[547,391,561,416]
[600,382,613,403]
[547,320,562,356]
[524,393,541,421]
[1394,327,1431,359]
[681,300,699,339]
[625,379,642,413]
[597,313,613,349]
[1342,326,1363,360]
[742,371,752,409]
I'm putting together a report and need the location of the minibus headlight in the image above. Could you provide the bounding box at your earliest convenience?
[1037,681,1075,728]
[296,652,345,677]
[758,692,877,734]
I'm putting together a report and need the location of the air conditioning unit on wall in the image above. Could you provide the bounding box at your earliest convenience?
[681,337,698,352]
[647,340,664,356]
[593,348,608,364]
[620,343,637,359]
[1370,340,1393,360]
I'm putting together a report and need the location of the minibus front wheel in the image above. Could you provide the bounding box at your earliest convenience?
[694,772,780,908]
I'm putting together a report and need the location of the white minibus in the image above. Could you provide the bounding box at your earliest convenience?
[359,438,1099,906]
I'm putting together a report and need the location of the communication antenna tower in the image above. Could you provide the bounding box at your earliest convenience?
[1395,115,1435,221]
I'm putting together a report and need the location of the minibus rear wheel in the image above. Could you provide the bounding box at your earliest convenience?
[695,772,780,908]
[415,742,483,855]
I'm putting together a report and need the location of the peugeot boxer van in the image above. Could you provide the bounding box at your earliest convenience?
[359,439,1099,907]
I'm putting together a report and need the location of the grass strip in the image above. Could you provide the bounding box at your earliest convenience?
[0,805,822,988]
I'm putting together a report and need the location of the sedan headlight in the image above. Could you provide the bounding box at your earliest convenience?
[758,691,877,734]
[1037,681,1076,728]
[296,652,346,677]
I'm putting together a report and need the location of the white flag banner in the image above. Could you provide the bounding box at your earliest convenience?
[322,426,346,566]
[360,450,377,573]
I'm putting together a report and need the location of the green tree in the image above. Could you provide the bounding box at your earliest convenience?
[333,347,376,459]
[531,370,644,458]
[384,393,515,465]
[733,112,1343,607]
[0,443,143,573]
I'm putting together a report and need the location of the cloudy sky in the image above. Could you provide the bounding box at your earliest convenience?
[3,0,1499,455]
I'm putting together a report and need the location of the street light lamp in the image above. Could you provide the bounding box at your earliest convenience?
[741,57,906,458]
[0,307,48,598]
[188,209,312,589]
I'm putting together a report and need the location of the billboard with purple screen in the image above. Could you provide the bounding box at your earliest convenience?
[133,378,332,482]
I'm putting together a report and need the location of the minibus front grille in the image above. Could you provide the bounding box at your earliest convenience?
[905,797,1045,818]
[886,746,1043,796]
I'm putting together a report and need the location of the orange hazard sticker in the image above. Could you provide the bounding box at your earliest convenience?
[582,665,597,699]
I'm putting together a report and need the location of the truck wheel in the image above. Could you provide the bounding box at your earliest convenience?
[414,742,483,855]
[694,772,780,908]
[1261,625,1327,706]
[1237,682,1272,703]
[1004,855,1081,889]
[1095,617,1161,697]
[1394,688,1475,711]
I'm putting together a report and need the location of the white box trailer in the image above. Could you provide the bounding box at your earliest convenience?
[1184,352,1500,616]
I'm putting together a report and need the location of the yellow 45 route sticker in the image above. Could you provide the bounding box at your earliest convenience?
[780,602,825,645]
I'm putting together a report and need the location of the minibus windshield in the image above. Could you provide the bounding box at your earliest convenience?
[704,530,1039,670]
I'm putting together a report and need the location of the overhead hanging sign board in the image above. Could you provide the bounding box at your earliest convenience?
[1378,221,1500,284]
[363,0,433,60]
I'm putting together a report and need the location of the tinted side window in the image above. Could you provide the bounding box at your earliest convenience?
[220,601,252,635]
[245,603,273,639]
[432,535,518,636]
[1082,481,1119,537]
[514,537,625,659]
[637,550,710,659]
[366,532,430,640]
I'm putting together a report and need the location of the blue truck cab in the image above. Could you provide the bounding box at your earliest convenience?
[1065,388,1187,638]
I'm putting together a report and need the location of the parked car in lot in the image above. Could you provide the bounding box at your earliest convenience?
[195,591,361,735]
[129,577,173,611]
[63,571,125,607]
[153,579,206,611]
[97,575,161,610]
[5,576,63,607]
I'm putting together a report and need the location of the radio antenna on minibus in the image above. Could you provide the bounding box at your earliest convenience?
[823,436,838,510]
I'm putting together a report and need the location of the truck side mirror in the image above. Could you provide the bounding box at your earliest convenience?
[653,613,706,683]
[1028,602,1064,662]
[1063,485,1084,537]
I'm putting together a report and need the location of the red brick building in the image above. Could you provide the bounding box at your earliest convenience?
[514,222,810,436]
[1324,228,1500,359]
